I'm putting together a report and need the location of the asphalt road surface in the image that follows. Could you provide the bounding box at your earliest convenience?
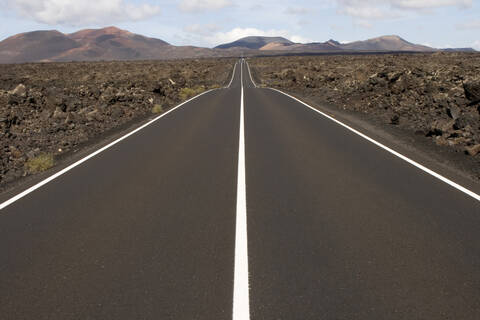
[1,60,479,319]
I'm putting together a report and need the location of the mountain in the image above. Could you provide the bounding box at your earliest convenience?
[241,35,436,53]
[0,30,80,63]
[339,35,435,52]
[0,28,475,64]
[326,39,341,46]
[215,36,294,49]
[441,48,477,52]
[0,27,217,63]
[59,26,170,61]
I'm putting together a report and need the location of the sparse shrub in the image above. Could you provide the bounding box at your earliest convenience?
[151,104,163,114]
[25,153,54,173]
[179,86,205,100]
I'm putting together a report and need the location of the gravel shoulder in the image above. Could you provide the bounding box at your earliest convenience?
[249,53,480,187]
[0,58,234,193]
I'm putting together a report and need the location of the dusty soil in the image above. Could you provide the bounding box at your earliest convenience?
[0,59,234,189]
[249,53,480,180]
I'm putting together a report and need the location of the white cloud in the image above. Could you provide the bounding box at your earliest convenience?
[354,20,373,29]
[473,40,480,51]
[285,7,309,15]
[179,0,232,12]
[391,0,471,9]
[339,4,393,19]
[457,19,480,29]
[5,0,160,26]
[201,27,312,46]
[336,0,472,20]
[183,23,220,36]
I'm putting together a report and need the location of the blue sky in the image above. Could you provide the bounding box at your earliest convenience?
[1,0,479,49]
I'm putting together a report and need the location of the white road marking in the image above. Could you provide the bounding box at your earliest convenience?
[233,59,251,320]
[227,61,238,88]
[0,89,217,211]
[246,61,256,88]
[263,83,480,202]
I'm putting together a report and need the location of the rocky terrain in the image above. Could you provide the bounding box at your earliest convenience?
[249,53,480,178]
[0,59,233,188]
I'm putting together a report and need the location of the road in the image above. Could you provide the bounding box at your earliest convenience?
[1,60,479,319]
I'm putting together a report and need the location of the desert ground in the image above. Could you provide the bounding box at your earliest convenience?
[0,59,234,188]
[2,53,480,189]
[249,52,480,179]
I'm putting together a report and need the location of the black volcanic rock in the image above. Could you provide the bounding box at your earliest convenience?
[250,53,480,165]
[463,81,480,104]
[0,59,234,187]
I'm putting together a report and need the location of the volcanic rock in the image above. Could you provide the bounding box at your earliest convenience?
[250,53,480,166]
[11,84,26,96]
[463,81,480,104]
[0,58,233,188]
[465,144,480,156]
[447,105,461,120]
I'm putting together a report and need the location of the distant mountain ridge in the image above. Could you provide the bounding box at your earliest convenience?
[0,30,81,63]
[215,36,294,49]
[339,35,434,52]
[0,27,218,63]
[0,27,476,64]
[220,35,438,53]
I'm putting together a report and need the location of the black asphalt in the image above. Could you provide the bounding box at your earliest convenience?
[1,60,480,319]
[0,63,242,319]
[242,62,480,320]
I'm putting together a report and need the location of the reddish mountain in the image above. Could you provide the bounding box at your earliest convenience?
[58,26,170,61]
[0,27,475,64]
[0,26,217,63]
[0,30,80,63]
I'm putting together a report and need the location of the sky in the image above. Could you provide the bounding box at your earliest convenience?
[0,0,479,49]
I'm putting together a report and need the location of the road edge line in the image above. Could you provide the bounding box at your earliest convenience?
[233,59,251,320]
[227,61,237,88]
[0,89,217,210]
[245,61,256,88]
[267,87,480,202]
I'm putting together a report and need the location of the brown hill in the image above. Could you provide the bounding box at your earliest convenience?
[340,35,435,52]
[215,36,294,49]
[0,27,218,63]
[0,30,80,63]
[259,42,296,50]
[58,26,171,61]
[1,28,468,64]
[251,35,435,53]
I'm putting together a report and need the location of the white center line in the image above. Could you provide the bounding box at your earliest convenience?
[233,60,250,320]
